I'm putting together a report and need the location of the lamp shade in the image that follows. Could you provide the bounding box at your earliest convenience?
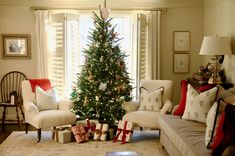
[199,36,232,55]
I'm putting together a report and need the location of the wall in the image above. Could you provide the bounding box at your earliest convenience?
[203,0,235,84]
[161,7,204,104]
[0,0,204,120]
[0,5,36,120]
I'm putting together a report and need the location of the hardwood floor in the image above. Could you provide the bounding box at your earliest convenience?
[0,123,34,144]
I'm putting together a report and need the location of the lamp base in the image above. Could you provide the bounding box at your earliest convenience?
[208,73,222,84]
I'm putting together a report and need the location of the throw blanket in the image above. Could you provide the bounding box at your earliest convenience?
[29,79,51,92]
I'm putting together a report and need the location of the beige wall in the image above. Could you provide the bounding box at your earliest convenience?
[0,6,37,79]
[203,0,235,84]
[0,6,36,120]
[161,7,204,104]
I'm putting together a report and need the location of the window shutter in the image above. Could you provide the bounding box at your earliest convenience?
[137,13,148,83]
[50,13,66,97]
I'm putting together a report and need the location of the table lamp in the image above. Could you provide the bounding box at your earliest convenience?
[199,36,232,84]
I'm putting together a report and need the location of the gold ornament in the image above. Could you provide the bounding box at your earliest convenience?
[83,96,88,106]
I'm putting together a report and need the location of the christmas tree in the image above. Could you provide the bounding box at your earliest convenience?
[71,5,132,126]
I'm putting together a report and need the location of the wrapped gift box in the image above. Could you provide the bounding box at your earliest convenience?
[52,126,71,142]
[71,124,89,143]
[113,120,134,144]
[93,123,109,141]
[58,129,72,144]
[77,119,98,137]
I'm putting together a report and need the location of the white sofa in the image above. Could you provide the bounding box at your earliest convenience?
[159,114,211,156]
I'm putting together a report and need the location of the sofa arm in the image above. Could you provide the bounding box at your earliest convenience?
[58,99,74,111]
[122,101,140,113]
[24,102,39,115]
[160,100,173,114]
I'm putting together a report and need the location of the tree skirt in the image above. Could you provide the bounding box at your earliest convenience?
[0,131,168,156]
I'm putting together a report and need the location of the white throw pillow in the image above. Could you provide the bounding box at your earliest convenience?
[35,86,58,111]
[182,84,218,123]
[138,87,164,111]
[205,99,227,148]
[205,101,218,147]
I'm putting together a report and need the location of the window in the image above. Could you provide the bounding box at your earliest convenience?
[47,11,149,99]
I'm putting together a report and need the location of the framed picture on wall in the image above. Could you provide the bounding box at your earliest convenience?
[1,34,31,59]
[173,31,190,52]
[173,53,190,73]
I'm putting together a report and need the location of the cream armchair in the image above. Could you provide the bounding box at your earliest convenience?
[122,80,173,130]
[22,80,76,142]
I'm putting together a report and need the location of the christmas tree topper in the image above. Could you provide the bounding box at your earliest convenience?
[99,0,109,19]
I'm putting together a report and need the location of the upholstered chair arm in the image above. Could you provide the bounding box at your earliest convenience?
[24,102,39,115]
[171,104,179,115]
[58,100,74,111]
[122,100,140,113]
[160,100,173,114]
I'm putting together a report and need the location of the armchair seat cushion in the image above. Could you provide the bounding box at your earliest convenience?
[32,110,76,128]
[123,110,161,129]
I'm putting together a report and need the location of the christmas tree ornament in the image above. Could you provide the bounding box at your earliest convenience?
[115,74,120,80]
[95,96,99,101]
[100,56,104,62]
[99,82,107,91]
[105,42,109,48]
[88,74,94,81]
[118,60,125,68]
[83,96,88,106]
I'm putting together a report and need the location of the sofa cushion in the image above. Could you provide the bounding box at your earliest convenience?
[159,114,211,156]
[123,110,161,128]
[182,84,218,123]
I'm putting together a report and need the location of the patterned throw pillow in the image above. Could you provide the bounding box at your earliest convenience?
[182,84,218,123]
[138,87,164,111]
[205,99,227,148]
[35,86,58,111]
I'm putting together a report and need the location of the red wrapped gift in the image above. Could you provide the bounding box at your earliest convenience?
[84,119,96,136]
[113,120,134,144]
[71,124,89,143]
[77,118,97,137]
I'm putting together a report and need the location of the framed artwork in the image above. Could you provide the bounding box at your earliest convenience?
[173,31,190,52]
[173,53,190,73]
[1,34,31,59]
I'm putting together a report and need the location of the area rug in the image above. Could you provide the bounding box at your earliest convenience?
[0,131,168,156]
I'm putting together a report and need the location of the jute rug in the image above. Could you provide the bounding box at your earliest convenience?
[0,131,168,156]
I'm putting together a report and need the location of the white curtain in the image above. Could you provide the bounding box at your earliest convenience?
[35,10,51,78]
[147,11,161,80]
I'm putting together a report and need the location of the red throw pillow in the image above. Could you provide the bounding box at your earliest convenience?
[29,79,52,92]
[173,80,188,116]
[212,104,235,156]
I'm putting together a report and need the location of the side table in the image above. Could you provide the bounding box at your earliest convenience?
[187,78,233,90]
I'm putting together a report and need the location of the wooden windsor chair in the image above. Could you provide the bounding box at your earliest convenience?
[0,71,27,131]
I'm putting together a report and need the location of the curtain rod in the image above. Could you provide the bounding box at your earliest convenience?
[30,6,167,12]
